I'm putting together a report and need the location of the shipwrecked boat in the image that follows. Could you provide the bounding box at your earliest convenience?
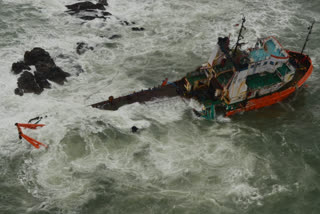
[91,18,315,120]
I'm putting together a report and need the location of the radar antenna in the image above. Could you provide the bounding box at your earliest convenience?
[233,16,246,56]
[301,21,315,55]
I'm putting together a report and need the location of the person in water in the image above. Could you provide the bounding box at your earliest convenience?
[161,78,168,87]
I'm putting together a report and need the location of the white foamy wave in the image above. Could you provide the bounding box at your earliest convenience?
[0,0,319,212]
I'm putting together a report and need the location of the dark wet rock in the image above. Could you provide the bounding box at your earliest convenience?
[13,48,70,96]
[35,62,52,73]
[80,15,108,21]
[132,27,145,31]
[14,88,24,96]
[34,71,51,89]
[131,126,139,133]
[65,1,111,21]
[66,2,105,12]
[95,15,108,20]
[17,71,43,94]
[102,11,112,16]
[76,42,94,55]
[120,21,130,26]
[80,16,96,20]
[120,21,136,26]
[34,62,70,85]
[11,61,31,75]
[109,34,122,40]
[35,65,70,85]
[85,9,97,12]
[98,0,108,6]
[24,47,55,66]
[47,66,70,85]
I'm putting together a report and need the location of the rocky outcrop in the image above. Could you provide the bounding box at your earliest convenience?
[34,71,51,89]
[11,61,31,75]
[65,1,145,33]
[43,66,70,85]
[35,62,70,85]
[12,47,70,96]
[66,1,111,21]
[16,71,43,95]
[102,11,112,16]
[98,0,108,6]
[24,48,55,66]
[131,126,139,133]
[66,1,106,12]
[132,27,145,31]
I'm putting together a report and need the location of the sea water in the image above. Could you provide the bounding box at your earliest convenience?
[0,0,319,213]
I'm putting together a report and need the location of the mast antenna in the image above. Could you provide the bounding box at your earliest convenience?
[301,21,315,55]
[233,16,246,56]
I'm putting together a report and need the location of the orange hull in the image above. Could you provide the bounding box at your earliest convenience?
[225,53,313,117]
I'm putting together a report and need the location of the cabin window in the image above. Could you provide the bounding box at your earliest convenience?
[270,61,274,65]
[263,62,268,65]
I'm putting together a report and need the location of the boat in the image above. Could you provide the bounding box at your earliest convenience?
[91,18,315,120]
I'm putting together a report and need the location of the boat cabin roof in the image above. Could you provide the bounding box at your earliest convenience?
[249,36,288,62]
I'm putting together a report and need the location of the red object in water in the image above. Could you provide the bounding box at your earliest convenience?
[15,123,47,149]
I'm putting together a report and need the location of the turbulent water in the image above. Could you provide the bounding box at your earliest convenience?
[0,0,320,213]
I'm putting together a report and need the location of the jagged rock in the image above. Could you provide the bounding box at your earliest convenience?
[46,66,70,85]
[66,2,105,12]
[14,88,24,96]
[96,15,108,20]
[80,16,96,20]
[35,62,70,85]
[35,61,52,73]
[132,27,145,31]
[102,11,112,16]
[84,9,97,12]
[24,47,55,66]
[11,61,31,75]
[17,71,43,94]
[13,48,70,96]
[76,42,94,55]
[131,126,139,133]
[98,0,108,6]
[120,21,136,26]
[120,21,130,26]
[109,34,122,40]
[80,15,108,20]
[34,71,51,89]
[65,1,110,21]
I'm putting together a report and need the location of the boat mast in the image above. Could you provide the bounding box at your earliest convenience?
[233,16,246,57]
[301,21,315,55]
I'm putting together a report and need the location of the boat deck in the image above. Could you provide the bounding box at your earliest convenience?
[91,79,186,110]
[246,72,282,90]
